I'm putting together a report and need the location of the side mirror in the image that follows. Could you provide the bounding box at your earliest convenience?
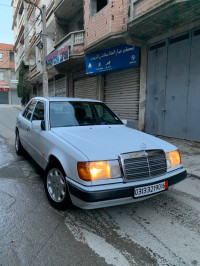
[41,120,46,131]
[32,120,42,130]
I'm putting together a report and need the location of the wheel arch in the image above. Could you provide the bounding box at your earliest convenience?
[46,154,67,177]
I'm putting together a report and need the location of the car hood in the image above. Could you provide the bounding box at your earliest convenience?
[51,125,177,161]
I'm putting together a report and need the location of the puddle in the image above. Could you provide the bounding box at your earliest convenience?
[0,138,14,169]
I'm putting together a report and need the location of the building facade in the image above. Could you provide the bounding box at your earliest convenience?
[12,0,200,141]
[0,43,20,104]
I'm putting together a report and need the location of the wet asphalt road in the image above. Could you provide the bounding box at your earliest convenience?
[0,105,200,266]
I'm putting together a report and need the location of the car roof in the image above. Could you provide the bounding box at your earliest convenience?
[33,97,102,103]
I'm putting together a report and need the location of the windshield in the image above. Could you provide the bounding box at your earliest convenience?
[49,101,122,128]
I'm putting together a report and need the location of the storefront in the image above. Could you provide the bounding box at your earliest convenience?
[104,67,140,122]
[145,27,200,141]
[0,81,9,104]
[55,75,67,97]
[86,44,140,125]
[11,89,21,104]
[0,92,8,104]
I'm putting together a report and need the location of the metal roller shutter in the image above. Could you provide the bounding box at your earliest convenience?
[104,67,140,121]
[0,92,9,104]
[55,77,66,97]
[74,76,98,99]
[48,80,54,97]
[11,90,21,104]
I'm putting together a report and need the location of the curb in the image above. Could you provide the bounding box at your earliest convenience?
[188,173,200,180]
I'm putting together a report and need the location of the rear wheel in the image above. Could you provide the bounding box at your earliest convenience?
[44,161,72,210]
[15,130,24,155]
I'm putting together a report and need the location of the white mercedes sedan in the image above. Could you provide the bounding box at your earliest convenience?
[15,97,187,210]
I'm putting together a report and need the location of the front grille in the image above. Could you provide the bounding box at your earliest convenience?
[121,150,167,181]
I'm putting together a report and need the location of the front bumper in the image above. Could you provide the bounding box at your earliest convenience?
[67,169,187,209]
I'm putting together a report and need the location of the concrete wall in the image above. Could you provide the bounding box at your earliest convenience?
[134,0,170,17]
[68,9,83,32]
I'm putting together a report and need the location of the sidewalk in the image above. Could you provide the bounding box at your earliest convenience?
[158,136,200,179]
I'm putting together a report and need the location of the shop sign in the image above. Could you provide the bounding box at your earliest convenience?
[0,80,9,92]
[46,45,69,69]
[86,45,139,74]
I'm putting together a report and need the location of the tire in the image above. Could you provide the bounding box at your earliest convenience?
[44,161,72,210]
[15,130,24,155]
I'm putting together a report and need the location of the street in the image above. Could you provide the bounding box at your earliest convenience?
[0,105,200,266]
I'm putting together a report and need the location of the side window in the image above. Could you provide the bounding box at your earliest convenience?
[32,101,45,121]
[23,101,37,121]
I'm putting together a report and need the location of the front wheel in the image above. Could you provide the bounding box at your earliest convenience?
[44,161,72,210]
[15,130,24,155]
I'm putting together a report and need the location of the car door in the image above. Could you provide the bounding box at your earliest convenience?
[17,99,37,151]
[25,101,46,166]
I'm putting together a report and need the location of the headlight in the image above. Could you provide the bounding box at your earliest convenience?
[77,160,121,181]
[166,150,181,168]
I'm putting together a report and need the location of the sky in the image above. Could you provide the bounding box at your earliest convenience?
[0,0,14,44]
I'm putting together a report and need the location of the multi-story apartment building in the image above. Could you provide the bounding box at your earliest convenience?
[0,43,20,104]
[12,0,200,141]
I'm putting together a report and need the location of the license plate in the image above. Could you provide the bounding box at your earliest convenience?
[134,180,168,198]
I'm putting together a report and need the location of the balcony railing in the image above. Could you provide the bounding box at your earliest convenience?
[46,0,55,19]
[55,30,84,54]
[19,45,25,60]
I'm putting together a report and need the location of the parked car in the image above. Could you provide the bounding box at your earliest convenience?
[15,97,187,210]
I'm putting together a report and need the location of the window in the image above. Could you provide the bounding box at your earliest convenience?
[32,86,37,95]
[32,101,45,121]
[90,0,108,17]
[0,53,3,61]
[23,100,37,121]
[97,0,107,12]
[0,72,4,80]
[10,52,14,63]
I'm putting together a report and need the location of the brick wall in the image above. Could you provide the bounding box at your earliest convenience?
[0,45,15,70]
[74,44,84,54]
[84,0,129,48]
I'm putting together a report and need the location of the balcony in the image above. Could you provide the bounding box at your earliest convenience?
[15,44,25,71]
[46,0,54,19]
[84,0,129,53]
[55,30,84,54]
[45,30,85,72]
[128,0,200,43]
[29,63,40,82]
[18,45,25,64]
[27,30,36,58]
[54,0,83,21]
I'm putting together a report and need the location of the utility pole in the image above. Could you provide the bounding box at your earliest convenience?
[23,0,49,97]
[41,5,48,97]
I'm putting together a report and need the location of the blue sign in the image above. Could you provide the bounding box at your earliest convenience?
[46,45,69,69]
[86,45,139,74]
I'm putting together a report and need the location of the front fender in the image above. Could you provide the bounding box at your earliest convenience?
[44,133,91,186]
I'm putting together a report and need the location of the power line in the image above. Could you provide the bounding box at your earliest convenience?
[0,3,28,9]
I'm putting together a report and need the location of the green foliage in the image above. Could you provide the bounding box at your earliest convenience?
[17,61,31,105]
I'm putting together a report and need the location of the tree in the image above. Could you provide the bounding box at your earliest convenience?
[17,61,31,105]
